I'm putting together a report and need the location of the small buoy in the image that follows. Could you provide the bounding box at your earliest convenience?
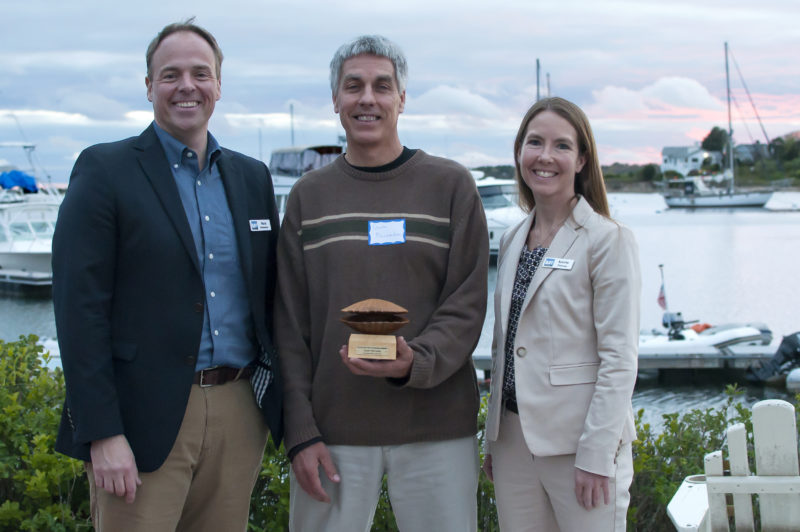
[787,367,800,392]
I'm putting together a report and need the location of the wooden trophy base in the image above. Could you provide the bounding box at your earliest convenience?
[347,333,397,360]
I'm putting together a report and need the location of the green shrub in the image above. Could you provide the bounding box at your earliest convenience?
[628,385,799,531]
[0,335,91,531]
[3,335,798,531]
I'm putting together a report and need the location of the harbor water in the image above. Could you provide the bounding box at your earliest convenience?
[2,192,799,427]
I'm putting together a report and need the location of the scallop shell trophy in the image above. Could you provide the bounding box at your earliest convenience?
[341,298,408,314]
[341,298,409,334]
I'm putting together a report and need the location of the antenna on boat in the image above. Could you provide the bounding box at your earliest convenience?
[290,103,295,147]
[725,42,735,194]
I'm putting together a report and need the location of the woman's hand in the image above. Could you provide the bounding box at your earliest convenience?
[574,467,609,509]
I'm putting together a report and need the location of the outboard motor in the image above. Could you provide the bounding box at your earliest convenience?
[662,311,693,340]
[746,332,800,383]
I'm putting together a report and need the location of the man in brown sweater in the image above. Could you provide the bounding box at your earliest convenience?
[275,35,489,531]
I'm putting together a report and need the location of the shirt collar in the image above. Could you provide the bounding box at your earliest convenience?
[152,121,222,168]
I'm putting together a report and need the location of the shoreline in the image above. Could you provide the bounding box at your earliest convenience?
[605,181,800,193]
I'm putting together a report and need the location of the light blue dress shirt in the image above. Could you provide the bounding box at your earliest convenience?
[153,122,257,370]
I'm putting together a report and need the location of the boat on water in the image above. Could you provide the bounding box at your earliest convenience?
[0,142,66,205]
[662,173,773,208]
[268,145,343,218]
[0,199,59,289]
[662,43,773,209]
[633,265,790,377]
[473,174,525,256]
[639,310,773,354]
[0,143,63,290]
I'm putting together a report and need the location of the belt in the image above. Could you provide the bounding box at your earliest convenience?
[194,366,254,387]
[503,395,519,414]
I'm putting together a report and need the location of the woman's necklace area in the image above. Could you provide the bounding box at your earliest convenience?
[528,219,561,249]
[528,210,572,249]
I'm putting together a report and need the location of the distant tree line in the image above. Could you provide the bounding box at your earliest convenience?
[473,128,800,189]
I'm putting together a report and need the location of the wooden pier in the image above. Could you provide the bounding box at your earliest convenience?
[638,344,776,370]
[472,343,778,374]
[0,269,52,297]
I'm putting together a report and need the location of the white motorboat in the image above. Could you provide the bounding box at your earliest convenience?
[268,145,343,219]
[474,175,525,256]
[639,311,773,355]
[0,199,59,284]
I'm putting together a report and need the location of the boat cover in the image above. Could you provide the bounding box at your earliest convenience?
[746,332,800,383]
[0,170,38,192]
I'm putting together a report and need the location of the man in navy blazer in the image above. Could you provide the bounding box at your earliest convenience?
[52,18,281,531]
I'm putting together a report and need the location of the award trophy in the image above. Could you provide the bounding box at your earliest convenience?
[341,298,409,360]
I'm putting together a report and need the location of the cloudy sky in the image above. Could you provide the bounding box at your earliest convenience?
[2,0,799,180]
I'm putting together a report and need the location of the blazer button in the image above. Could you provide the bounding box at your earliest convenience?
[194,302,203,313]
[185,355,197,366]
[516,347,527,357]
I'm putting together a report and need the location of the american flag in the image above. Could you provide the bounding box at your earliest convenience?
[657,283,667,310]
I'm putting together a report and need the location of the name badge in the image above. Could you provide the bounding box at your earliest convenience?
[249,219,272,232]
[542,257,574,270]
[368,219,406,245]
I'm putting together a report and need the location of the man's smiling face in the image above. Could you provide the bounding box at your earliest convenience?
[145,31,221,147]
[333,54,405,157]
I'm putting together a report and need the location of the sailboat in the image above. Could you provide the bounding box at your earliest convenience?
[663,43,773,208]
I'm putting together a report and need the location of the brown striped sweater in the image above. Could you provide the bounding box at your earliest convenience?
[275,150,489,452]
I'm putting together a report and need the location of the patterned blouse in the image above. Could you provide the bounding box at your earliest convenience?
[502,245,548,401]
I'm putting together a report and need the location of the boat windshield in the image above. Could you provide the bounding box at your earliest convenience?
[269,147,342,177]
[479,184,518,209]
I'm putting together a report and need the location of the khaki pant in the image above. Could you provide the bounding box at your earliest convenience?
[289,436,479,532]
[492,410,632,532]
[87,379,268,532]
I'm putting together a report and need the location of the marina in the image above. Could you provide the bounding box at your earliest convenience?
[2,191,799,421]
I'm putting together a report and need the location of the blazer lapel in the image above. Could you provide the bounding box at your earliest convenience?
[217,155,255,291]
[497,212,535,339]
[518,197,593,313]
[135,126,201,274]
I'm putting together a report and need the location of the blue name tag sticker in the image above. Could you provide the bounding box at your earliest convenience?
[249,219,272,232]
[368,219,406,245]
[542,257,574,270]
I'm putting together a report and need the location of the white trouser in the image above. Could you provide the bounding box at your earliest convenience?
[289,436,479,532]
[492,410,632,532]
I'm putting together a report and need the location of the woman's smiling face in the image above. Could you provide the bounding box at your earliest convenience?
[517,110,586,205]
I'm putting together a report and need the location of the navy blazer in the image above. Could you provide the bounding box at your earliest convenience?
[53,124,283,472]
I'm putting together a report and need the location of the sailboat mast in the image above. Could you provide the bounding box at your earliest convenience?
[725,42,734,193]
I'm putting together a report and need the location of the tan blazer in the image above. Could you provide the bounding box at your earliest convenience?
[485,196,640,477]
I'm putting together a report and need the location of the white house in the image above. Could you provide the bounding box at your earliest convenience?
[661,143,723,176]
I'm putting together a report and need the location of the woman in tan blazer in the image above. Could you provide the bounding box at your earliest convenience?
[482,97,640,532]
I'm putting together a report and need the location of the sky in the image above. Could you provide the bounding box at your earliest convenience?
[2,0,799,181]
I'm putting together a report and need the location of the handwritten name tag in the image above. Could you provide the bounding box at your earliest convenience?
[249,219,272,232]
[368,219,406,245]
[542,257,574,270]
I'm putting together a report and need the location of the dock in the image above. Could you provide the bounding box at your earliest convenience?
[638,343,775,370]
[472,343,777,374]
[0,269,52,297]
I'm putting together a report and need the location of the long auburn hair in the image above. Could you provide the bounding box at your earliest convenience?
[513,97,609,216]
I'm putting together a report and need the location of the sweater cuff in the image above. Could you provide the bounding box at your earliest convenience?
[287,437,323,461]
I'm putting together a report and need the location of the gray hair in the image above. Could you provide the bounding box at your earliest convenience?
[329,35,408,97]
